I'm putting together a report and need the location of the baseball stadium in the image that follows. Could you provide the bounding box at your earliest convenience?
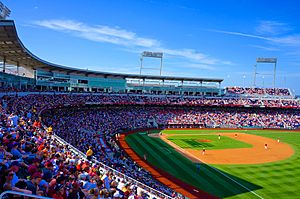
[1,1,300,199]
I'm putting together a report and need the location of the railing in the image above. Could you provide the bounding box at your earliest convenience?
[0,191,52,199]
[52,133,173,199]
[36,104,175,199]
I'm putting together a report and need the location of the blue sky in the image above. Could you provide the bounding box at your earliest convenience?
[3,0,300,93]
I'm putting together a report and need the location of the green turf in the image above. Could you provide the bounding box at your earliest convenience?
[214,131,300,199]
[168,134,252,149]
[126,129,300,199]
[162,129,245,134]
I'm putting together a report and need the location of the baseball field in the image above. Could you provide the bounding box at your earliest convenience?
[124,129,300,199]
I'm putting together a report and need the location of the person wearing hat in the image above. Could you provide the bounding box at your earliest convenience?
[26,172,43,195]
[86,146,93,161]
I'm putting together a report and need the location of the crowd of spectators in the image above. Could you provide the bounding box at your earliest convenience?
[1,92,300,198]
[43,106,300,137]
[226,87,291,97]
[42,107,177,196]
[0,99,177,198]
[5,94,300,116]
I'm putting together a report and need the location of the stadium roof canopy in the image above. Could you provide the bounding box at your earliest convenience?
[0,20,223,83]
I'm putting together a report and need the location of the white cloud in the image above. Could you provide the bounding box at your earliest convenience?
[34,20,159,48]
[220,60,234,65]
[209,21,299,49]
[209,28,300,48]
[249,44,279,51]
[158,48,218,65]
[255,21,291,36]
[183,63,216,70]
[272,35,300,46]
[33,19,232,69]
[208,29,272,41]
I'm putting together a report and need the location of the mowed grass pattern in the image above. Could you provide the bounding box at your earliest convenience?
[214,131,300,199]
[168,135,252,150]
[126,130,300,199]
[126,132,262,198]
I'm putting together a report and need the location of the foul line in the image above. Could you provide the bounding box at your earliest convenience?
[161,136,264,199]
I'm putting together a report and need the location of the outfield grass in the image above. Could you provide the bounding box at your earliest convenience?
[168,134,252,150]
[162,129,245,134]
[214,131,300,199]
[126,129,300,199]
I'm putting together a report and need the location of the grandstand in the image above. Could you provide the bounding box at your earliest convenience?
[225,86,295,98]
[1,18,300,199]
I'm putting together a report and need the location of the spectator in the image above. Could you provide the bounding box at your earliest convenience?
[42,161,54,183]
[26,172,43,195]
[86,146,93,161]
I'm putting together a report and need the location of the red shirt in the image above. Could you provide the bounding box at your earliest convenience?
[28,164,38,176]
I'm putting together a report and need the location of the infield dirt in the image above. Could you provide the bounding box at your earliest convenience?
[161,133,294,164]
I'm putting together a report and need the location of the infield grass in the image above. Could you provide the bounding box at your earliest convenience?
[168,134,252,149]
[126,129,300,199]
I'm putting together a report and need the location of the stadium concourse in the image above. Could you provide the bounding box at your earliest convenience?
[0,91,300,199]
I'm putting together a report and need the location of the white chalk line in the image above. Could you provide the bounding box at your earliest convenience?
[161,136,264,199]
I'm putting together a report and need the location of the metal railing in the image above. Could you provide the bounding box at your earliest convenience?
[0,191,52,199]
[52,134,173,199]
[37,104,179,199]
